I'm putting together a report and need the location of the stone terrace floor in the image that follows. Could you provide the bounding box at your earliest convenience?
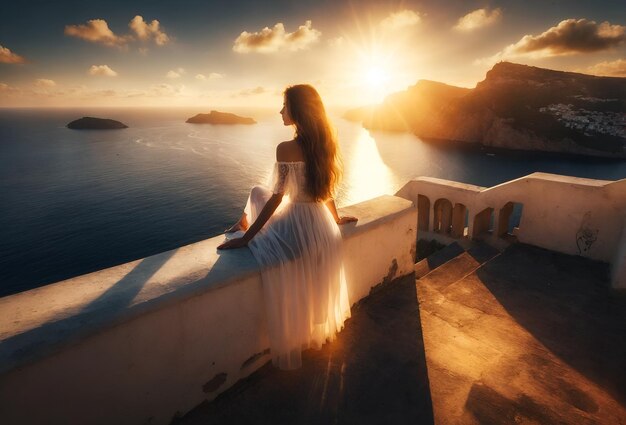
[174,243,626,425]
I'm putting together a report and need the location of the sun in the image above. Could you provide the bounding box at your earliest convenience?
[334,29,413,103]
[357,58,395,102]
[364,66,389,87]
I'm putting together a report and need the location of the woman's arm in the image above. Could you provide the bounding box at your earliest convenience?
[217,193,283,249]
[325,198,358,225]
[325,198,340,222]
[241,193,283,242]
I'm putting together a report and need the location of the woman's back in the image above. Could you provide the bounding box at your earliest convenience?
[276,139,305,162]
[273,161,311,202]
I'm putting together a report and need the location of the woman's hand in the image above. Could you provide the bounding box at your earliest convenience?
[217,237,249,250]
[337,216,358,225]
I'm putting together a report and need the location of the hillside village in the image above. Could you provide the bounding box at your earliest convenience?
[540,103,626,139]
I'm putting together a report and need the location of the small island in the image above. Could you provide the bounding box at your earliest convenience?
[186,110,256,125]
[67,117,128,130]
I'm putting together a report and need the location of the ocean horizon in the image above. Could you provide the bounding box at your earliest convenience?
[1,107,624,297]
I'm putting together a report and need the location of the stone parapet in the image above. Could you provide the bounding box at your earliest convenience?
[0,195,416,425]
[396,173,626,288]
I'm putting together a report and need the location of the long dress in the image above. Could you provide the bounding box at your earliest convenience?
[242,161,351,370]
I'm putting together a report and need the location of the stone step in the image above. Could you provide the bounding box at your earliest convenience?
[417,251,483,290]
[415,240,501,283]
[414,242,465,278]
[466,240,501,264]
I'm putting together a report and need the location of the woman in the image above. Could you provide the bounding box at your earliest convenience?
[217,84,357,370]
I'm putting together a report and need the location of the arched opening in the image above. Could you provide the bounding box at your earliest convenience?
[498,202,524,240]
[417,195,430,232]
[451,203,468,238]
[472,207,494,239]
[433,198,453,234]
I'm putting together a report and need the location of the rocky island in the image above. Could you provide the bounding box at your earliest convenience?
[186,110,256,125]
[67,117,128,130]
[345,62,626,158]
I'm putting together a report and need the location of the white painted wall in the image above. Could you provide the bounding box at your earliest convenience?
[396,172,626,288]
[0,195,416,425]
[613,214,626,289]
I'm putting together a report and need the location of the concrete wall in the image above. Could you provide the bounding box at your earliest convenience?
[396,173,626,288]
[613,214,626,289]
[0,195,416,425]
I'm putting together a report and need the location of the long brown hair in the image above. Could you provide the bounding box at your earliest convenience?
[284,84,342,201]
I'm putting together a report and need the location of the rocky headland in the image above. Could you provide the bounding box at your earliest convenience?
[345,62,626,158]
[67,117,128,130]
[186,110,256,125]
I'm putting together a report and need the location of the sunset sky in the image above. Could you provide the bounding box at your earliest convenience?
[1,0,625,108]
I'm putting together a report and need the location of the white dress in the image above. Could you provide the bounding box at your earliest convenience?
[243,161,351,370]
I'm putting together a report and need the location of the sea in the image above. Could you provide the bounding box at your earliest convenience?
[1,107,624,297]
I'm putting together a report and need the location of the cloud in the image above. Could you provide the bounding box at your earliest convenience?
[0,82,20,93]
[64,84,88,95]
[94,84,185,98]
[584,58,626,77]
[89,64,118,76]
[34,79,56,88]
[95,89,118,97]
[477,19,626,64]
[0,45,26,64]
[380,10,422,30]
[112,84,184,98]
[166,68,185,79]
[125,89,146,98]
[148,83,184,97]
[0,81,192,104]
[64,19,128,47]
[328,36,345,48]
[233,20,321,53]
[65,16,170,48]
[454,8,502,31]
[235,86,267,97]
[196,72,223,81]
[129,15,170,46]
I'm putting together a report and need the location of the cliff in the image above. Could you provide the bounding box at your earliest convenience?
[67,117,128,130]
[186,110,256,125]
[345,62,626,158]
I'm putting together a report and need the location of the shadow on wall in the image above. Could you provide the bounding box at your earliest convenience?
[1,250,177,369]
[174,274,435,425]
[474,244,626,406]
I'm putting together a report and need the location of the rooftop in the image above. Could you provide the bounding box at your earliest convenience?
[174,242,626,425]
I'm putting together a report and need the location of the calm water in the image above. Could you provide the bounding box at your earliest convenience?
[1,107,624,297]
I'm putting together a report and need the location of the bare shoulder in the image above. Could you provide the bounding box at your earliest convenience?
[275,140,292,156]
[276,139,304,162]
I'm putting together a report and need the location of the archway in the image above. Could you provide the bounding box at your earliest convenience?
[417,195,430,232]
[452,203,468,238]
[433,198,453,234]
[472,207,494,239]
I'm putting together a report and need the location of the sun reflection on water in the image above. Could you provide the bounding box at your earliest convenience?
[340,127,396,206]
